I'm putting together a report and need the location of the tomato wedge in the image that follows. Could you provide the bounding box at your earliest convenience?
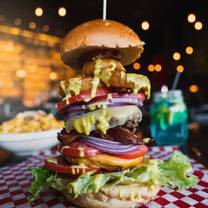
[44,156,99,175]
[113,145,148,159]
[56,87,109,112]
[60,142,101,157]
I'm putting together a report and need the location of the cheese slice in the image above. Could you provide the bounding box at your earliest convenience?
[70,154,144,171]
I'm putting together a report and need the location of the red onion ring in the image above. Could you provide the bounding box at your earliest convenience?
[79,136,141,154]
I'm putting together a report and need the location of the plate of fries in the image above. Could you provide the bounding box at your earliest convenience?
[0,110,63,155]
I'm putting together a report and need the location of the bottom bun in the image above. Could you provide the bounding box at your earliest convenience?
[62,183,160,208]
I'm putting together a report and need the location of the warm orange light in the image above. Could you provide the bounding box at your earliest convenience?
[148,64,154,72]
[16,69,26,78]
[141,21,150,30]
[155,64,162,72]
[49,72,58,80]
[189,84,199,93]
[187,13,196,23]
[133,62,141,70]
[14,18,21,26]
[35,7,43,17]
[42,25,50,32]
[176,65,184,73]
[29,21,36,29]
[194,21,203,30]
[185,46,193,55]
[173,52,181,61]
[58,7,67,17]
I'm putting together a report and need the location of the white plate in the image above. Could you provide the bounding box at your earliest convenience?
[0,129,60,156]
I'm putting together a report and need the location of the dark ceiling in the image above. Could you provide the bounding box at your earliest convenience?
[0,0,208,103]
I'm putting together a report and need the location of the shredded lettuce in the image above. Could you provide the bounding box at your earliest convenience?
[29,151,198,202]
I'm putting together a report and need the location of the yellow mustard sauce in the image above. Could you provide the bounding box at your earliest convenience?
[129,189,134,201]
[88,101,108,111]
[73,114,96,135]
[78,147,85,157]
[61,78,82,103]
[135,191,140,200]
[90,59,102,98]
[96,108,111,134]
[72,108,111,135]
[126,73,151,98]
[47,157,57,164]
[119,189,123,199]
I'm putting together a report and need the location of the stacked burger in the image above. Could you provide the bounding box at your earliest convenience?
[30,20,197,208]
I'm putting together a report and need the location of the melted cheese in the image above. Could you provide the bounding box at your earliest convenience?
[71,154,144,170]
[66,105,141,135]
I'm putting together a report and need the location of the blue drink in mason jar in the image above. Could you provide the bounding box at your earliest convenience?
[150,90,188,147]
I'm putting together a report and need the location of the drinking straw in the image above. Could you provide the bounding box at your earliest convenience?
[172,71,181,90]
[103,0,107,20]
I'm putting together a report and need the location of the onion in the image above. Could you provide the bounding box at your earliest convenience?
[69,97,143,111]
[79,136,140,154]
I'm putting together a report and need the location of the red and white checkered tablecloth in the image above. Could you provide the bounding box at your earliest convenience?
[0,146,207,208]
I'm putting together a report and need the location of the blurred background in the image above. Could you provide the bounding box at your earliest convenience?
[0,0,207,165]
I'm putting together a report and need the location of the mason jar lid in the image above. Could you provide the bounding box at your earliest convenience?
[153,90,183,102]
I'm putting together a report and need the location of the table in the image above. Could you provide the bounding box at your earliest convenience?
[0,146,207,208]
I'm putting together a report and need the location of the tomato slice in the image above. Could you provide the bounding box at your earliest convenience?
[44,156,99,175]
[113,145,148,159]
[56,87,109,112]
[60,142,101,157]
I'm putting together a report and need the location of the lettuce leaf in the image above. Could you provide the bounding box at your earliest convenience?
[29,151,198,202]
[67,151,198,196]
[29,168,67,203]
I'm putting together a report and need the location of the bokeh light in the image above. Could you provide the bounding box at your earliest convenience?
[185,46,193,55]
[14,18,22,26]
[42,25,50,32]
[176,65,184,73]
[58,7,67,17]
[133,62,141,70]
[141,21,150,30]
[49,72,58,80]
[194,21,203,30]
[173,52,181,61]
[189,84,199,93]
[187,13,196,23]
[148,64,154,72]
[16,69,26,78]
[29,21,37,29]
[35,7,43,17]
[155,64,162,72]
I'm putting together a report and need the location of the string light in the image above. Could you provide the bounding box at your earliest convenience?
[189,84,199,93]
[141,21,150,30]
[16,69,26,78]
[49,72,58,80]
[35,7,43,17]
[29,21,37,29]
[148,64,154,72]
[194,21,203,30]
[133,62,141,70]
[176,65,184,73]
[155,64,162,72]
[14,18,21,26]
[185,46,193,55]
[58,7,67,17]
[187,13,196,23]
[173,52,181,61]
[42,25,50,32]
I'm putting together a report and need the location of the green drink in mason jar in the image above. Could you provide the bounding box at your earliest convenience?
[150,89,188,147]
